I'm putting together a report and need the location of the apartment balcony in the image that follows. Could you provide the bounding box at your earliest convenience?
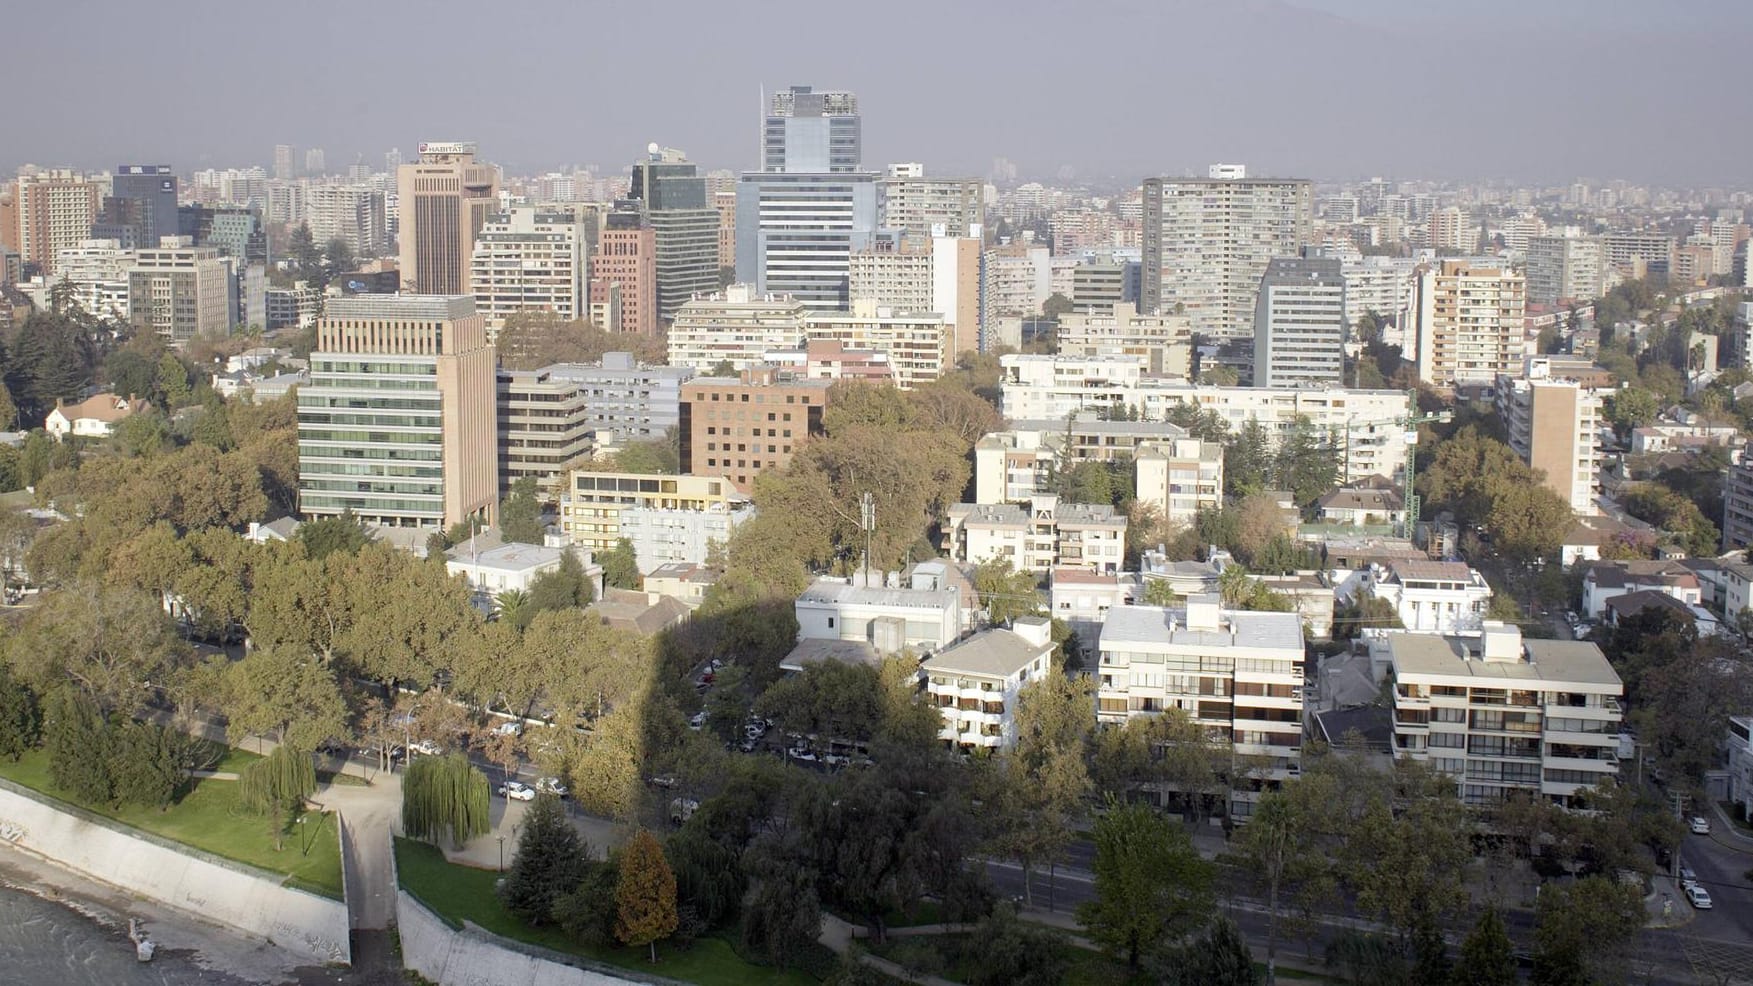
[1541,753,1618,772]
[1542,699,1622,720]
[1233,716,1304,735]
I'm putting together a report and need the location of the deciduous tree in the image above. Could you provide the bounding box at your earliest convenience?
[1079,801,1215,967]
[238,745,317,851]
[615,828,679,962]
[401,753,490,850]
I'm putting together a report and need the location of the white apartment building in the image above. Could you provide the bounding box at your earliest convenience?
[49,238,130,319]
[444,541,600,602]
[998,353,1150,420]
[1141,169,1313,339]
[1386,623,1623,807]
[923,618,1056,751]
[880,173,983,243]
[1339,256,1417,331]
[1050,569,1140,643]
[1253,255,1347,389]
[983,245,1051,317]
[470,208,588,330]
[945,493,1127,574]
[1495,357,1603,514]
[304,184,387,258]
[1135,437,1225,526]
[616,500,754,574]
[802,301,950,389]
[848,234,982,356]
[1603,232,1675,278]
[1358,560,1493,635]
[1413,261,1527,388]
[794,576,964,656]
[1580,560,1704,621]
[1097,597,1306,816]
[559,470,744,557]
[849,246,934,311]
[667,285,808,370]
[1425,206,1479,253]
[1056,302,1193,377]
[1525,235,1608,307]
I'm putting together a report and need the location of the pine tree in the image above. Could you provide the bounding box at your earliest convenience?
[601,538,641,590]
[499,477,545,545]
[110,720,185,809]
[500,794,590,925]
[1456,907,1517,986]
[615,828,679,962]
[44,688,113,804]
[0,664,41,761]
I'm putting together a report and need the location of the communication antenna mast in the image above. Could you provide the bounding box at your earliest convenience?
[860,492,876,587]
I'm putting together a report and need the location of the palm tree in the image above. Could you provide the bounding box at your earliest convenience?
[494,589,530,628]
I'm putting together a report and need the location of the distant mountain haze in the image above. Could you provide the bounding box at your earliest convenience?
[2,0,1747,184]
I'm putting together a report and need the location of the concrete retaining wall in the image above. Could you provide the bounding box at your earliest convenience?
[0,779,350,965]
[397,890,677,986]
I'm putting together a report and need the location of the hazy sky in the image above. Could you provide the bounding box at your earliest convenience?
[4,0,1750,186]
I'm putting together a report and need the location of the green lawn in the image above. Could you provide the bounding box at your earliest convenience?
[0,748,343,898]
[872,932,1342,986]
[394,837,819,986]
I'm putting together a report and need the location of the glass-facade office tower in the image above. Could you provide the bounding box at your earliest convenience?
[629,150,720,322]
[763,86,860,173]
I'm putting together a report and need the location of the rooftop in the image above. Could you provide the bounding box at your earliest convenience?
[1386,633,1621,687]
[796,578,957,610]
[1099,604,1303,653]
[54,393,151,423]
[1386,560,1478,583]
[780,637,883,672]
[324,294,476,321]
[922,627,1054,679]
[446,540,570,573]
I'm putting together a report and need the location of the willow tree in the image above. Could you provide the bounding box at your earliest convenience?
[402,752,490,850]
[239,745,317,851]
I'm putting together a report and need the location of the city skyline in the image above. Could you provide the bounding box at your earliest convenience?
[4,0,1751,186]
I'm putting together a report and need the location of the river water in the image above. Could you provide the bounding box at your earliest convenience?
[0,884,267,986]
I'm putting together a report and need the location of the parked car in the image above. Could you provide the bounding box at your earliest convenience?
[1678,863,1698,890]
[1685,885,1713,909]
[1689,816,1711,835]
[647,775,677,789]
[494,721,523,737]
[669,797,699,826]
[534,776,569,798]
[688,712,707,731]
[409,740,443,756]
[498,781,535,801]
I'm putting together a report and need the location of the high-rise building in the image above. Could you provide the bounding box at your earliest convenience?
[591,209,658,335]
[763,85,860,173]
[96,165,178,249]
[1057,302,1193,378]
[1496,357,1603,515]
[470,207,588,332]
[305,184,387,257]
[1141,166,1312,339]
[628,147,721,323]
[1412,261,1527,389]
[396,141,499,295]
[879,168,984,244]
[304,148,326,176]
[12,170,102,274]
[126,236,235,345]
[714,189,738,270]
[1425,206,1479,253]
[297,295,498,529]
[667,285,808,370]
[678,368,833,492]
[801,301,951,390]
[1253,254,1347,389]
[1603,232,1674,278]
[273,145,295,182]
[738,85,879,307]
[1525,235,1607,307]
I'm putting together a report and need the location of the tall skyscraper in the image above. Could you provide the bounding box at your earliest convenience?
[1525,235,1607,307]
[1412,261,1526,389]
[879,167,984,244]
[1253,254,1347,389]
[592,208,658,334]
[273,145,295,182]
[1496,357,1603,514]
[304,148,326,176]
[12,170,102,274]
[763,86,860,173]
[298,295,498,530]
[396,141,499,295]
[628,146,720,322]
[97,165,178,249]
[737,85,879,308]
[1141,165,1312,339]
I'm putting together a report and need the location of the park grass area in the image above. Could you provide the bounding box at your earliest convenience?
[0,747,344,898]
[394,837,820,986]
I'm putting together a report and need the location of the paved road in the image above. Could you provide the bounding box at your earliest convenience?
[1679,829,1753,942]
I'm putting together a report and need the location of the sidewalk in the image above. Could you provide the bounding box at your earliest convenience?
[1645,875,1695,930]
[1705,800,1753,855]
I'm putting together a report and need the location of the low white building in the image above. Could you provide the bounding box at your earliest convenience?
[1580,560,1704,621]
[922,617,1057,751]
[1728,716,1753,824]
[1049,568,1139,644]
[616,500,754,575]
[792,576,963,658]
[444,540,602,607]
[1134,436,1224,527]
[45,393,153,441]
[945,494,1127,574]
[1355,560,1493,635]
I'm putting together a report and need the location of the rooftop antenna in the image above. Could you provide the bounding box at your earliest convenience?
[757,84,765,169]
[860,492,876,588]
